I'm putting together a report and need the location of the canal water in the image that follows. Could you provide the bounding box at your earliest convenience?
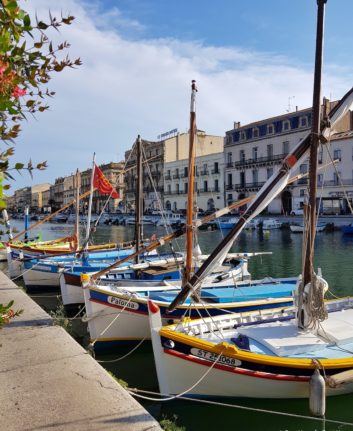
[5,220,353,430]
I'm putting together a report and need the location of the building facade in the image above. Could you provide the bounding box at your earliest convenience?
[124,139,164,212]
[224,102,353,214]
[14,187,31,212]
[80,162,124,214]
[31,183,51,212]
[163,131,225,212]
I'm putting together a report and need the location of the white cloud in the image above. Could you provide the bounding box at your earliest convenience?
[11,0,353,190]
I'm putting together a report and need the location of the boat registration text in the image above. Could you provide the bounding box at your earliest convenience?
[191,348,241,366]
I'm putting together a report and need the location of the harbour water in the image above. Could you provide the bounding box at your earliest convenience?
[5,219,353,430]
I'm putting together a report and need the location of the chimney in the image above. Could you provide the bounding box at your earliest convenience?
[296,106,298,112]
[233,121,241,129]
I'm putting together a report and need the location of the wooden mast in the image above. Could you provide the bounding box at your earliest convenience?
[302,0,327,288]
[135,135,143,265]
[183,80,198,285]
[74,169,81,251]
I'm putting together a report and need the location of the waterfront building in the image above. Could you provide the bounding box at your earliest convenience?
[80,162,124,214]
[31,183,51,213]
[224,101,353,214]
[41,188,51,213]
[14,187,31,213]
[49,177,64,212]
[124,139,164,212]
[163,131,225,212]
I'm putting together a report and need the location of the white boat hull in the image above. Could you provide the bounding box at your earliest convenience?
[22,266,63,288]
[158,348,353,398]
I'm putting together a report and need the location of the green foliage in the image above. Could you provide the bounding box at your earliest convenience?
[107,371,129,389]
[50,304,72,334]
[0,0,81,206]
[0,299,23,327]
[160,415,186,431]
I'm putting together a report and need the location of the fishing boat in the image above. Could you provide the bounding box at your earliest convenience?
[82,82,298,348]
[218,217,239,230]
[340,223,353,235]
[290,222,326,233]
[261,219,282,230]
[149,2,353,411]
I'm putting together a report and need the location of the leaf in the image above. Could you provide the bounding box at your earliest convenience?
[23,14,31,27]
[15,163,24,170]
[37,21,49,30]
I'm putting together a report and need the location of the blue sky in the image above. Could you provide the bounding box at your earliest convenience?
[12,0,353,190]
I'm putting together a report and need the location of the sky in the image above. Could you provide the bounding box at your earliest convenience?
[11,0,353,190]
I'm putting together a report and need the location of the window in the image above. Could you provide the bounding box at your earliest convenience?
[300,189,305,197]
[214,179,219,192]
[283,141,289,155]
[156,149,159,155]
[240,131,246,140]
[333,172,341,185]
[167,169,171,177]
[227,173,232,187]
[214,162,219,173]
[184,183,188,193]
[227,194,233,204]
[317,174,323,185]
[176,183,180,193]
[204,180,208,192]
[240,149,245,162]
[318,148,323,164]
[267,168,273,179]
[300,117,308,127]
[240,172,245,187]
[267,144,273,158]
[252,147,258,160]
[176,168,179,177]
[253,128,259,138]
[283,120,290,131]
[184,166,188,177]
[252,170,258,184]
[267,124,274,134]
[300,164,308,174]
[167,184,171,193]
[227,152,232,166]
[333,149,341,161]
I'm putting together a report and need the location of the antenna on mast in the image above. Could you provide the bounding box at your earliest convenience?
[287,96,296,112]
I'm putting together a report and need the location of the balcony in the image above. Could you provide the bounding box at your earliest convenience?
[297,178,308,185]
[173,174,180,179]
[232,153,289,169]
[200,170,209,176]
[165,174,171,180]
[225,184,234,190]
[226,162,234,168]
[234,182,265,192]
[211,169,220,174]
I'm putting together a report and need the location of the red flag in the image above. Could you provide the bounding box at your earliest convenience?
[93,163,120,199]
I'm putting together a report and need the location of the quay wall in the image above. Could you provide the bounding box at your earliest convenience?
[0,271,161,431]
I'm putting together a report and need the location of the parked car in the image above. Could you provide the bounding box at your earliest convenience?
[291,208,304,216]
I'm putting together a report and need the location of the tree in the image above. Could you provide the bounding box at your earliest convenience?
[0,0,81,208]
[0,0,81,325]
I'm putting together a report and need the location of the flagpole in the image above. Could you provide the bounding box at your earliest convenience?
[85,153,96,251]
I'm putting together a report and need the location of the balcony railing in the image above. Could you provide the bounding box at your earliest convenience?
[165,174,171,180]
[173,174,180,179]
[226,184,234,190]
[234,181,266,191]
[211,169,220,174]
[200,170,209,176]
[232,153,289,168]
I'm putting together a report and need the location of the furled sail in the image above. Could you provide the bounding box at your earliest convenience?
[168,87,353,311]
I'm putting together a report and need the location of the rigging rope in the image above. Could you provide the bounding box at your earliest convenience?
[127,388,353,427]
